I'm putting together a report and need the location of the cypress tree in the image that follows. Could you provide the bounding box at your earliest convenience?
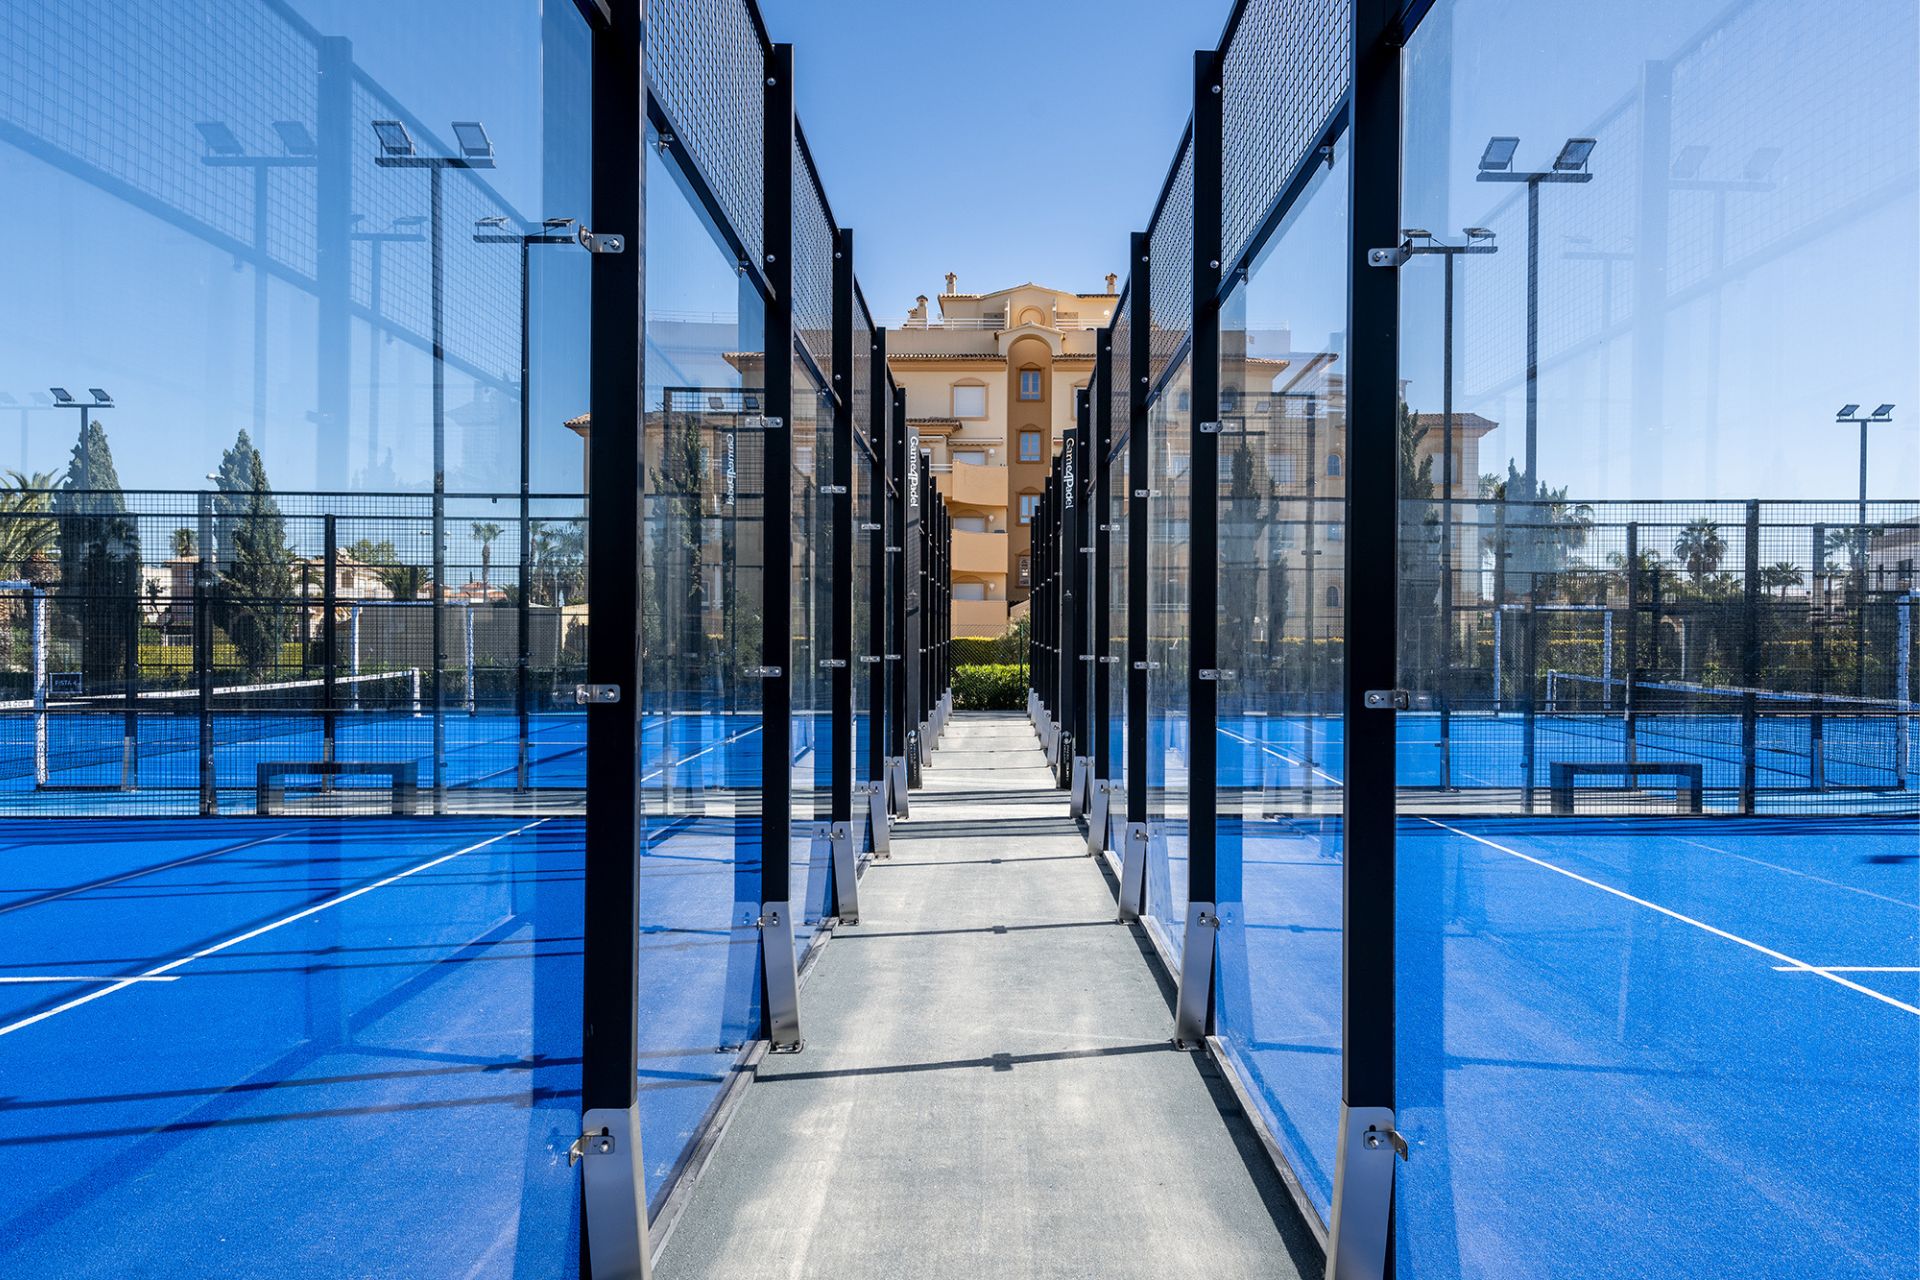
[212,430,294,678]
[51,419,141,685]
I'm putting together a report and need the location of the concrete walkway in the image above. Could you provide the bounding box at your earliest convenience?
[656,711,1321,1280]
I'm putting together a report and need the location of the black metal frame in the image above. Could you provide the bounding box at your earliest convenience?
[1126,231,1152,831]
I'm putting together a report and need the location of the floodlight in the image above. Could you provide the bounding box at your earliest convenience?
[195,121,244,156]
[1836,404,1861,419]
[1402,228,1433,241]
[1554,137,1597,172]
[394,215,428,229]
[1479,136,1519,172]
[371,119,415,157]
[89,388,112,405]
[273,121,315,156]
[451,121,493,161]
[543,217,576,230]
[1465,227,1495,240]
[1671,145,1708,180]
[1743,147,1782,182]
[1870,404,1895,420]
[48,387,74,404]
[476,215,510,229]
[0,393,16,405]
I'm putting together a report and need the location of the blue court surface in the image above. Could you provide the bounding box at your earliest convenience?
[1139,809,1918,1280]
[0,705,850,1278]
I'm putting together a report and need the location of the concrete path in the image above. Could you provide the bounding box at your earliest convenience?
[656,711,1321,1280]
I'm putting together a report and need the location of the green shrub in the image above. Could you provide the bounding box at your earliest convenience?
[953,663,1025,710]
[954,634,1027,667]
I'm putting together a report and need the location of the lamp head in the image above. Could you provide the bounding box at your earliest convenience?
[451,121,493,162]
[273,121,315,156]
[48,387,74,404]
[1479,136,1519,173]
[194,121,244,157]
[1836,404,1861,420]
[371,119,415,158]
[1554,137,1597,172]
[1870,404,1895,421]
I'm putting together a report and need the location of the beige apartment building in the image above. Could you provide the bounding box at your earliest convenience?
[887,276,1118,637]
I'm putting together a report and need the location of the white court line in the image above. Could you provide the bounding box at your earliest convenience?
[0,819,547,1040]
[641,723,763,784]
[0,975,180,984]
[1668,833,1918,913]
[0,833,289,918]
[1217,726,1342,788]
[1419,817,1920,1018]
[1773,966,1920,974]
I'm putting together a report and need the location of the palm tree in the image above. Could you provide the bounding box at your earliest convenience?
[171,526,198,560]
[1761,561,1803,600]
[1673,519,1725,588]
[470,521,503,598]
[0,470,58,579]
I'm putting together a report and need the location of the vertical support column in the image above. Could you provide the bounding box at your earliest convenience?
[1624,521,1640,768]
[1739,500,1760,813]
[828,227,858,921]
[1089,334,1115,854]
[1067,389,1091,813]
[1810,523,1826,787]
[578,2,650,1273]
[1327,0,1403,1274]
[888,387,910,813]
[1175,48,1224,1049]
[867,335,892,851]
[1061,411,1083,799]
[758,42,802,1051]
[314,37,354,491]
[197,493,217,815]
[1121,233,1153,919]
[323,515,338,771]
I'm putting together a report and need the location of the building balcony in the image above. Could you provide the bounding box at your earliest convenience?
[941,459,1007,508]
[953,597,1010,638]
[953,528,1008,575]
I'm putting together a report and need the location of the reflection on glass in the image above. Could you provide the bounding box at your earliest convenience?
[1211,137,1349,1220]
[1145,359,1192,959]
[1396,1,1918,1275]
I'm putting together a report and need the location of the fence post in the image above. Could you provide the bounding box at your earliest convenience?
[1810,523,1825,787]
[1122,231,1152,918]
[828,225,858,921]
[323,514,338,773]
[197,492,217,815]
[1740,501,1760,812]
[1624,521,1639,769]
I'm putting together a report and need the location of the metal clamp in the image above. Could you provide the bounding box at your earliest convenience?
[1132,660,1160,671]
[1364,1126,1410,1159]
[1198,420,1221,434]
[573,683,621,704]
[820,484,848,495]
[743,414,785,431]
[748,665,783,679]
[576,227,625,254]
[1367,244,1412,268]
[1364,689,1410,710]
[1099,656,1122,665]
[861,521,883,531]
[859,655,883,664]
[567,1129,616,1166]
[755,907,783,928]
[819,659,847,669]
[1198,669,1236,682]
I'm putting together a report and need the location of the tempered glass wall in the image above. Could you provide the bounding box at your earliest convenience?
[1144,359,1192,958]
[638,127,766,1209]
[790,364,834,944]
[1212,134,1349,1221]
[0,0,593,1273]
[1395,0,1920,1275]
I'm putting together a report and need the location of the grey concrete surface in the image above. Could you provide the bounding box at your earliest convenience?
[655,711,1322,1280]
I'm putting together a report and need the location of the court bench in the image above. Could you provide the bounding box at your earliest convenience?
[257,760,419,815]
[1549,761,1703,815]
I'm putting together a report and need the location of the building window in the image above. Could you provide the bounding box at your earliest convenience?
[1327,452,1342,477]
[953,449,986,466]
[1018,492,1040,524]
[952,383,986,418]
[1274,454,1296,485]
[1326,585,1341,607]
[1018,555,1031,586]
[1327,522,1343,542]
[1019,368,1042,401]
[1018,430,1042,462]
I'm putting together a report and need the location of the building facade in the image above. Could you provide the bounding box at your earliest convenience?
[887,277,1117,635]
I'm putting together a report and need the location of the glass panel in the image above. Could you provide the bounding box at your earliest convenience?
[1397,1,1920,1275]
[639,127,765,1208]
[1108,428,1129,785]
[1213,135,1350,1223]
[1145,358,1192,959]
[0,1,593,1272]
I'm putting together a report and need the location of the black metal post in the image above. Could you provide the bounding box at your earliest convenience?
[196,492,216,815]
[889,387,909,803]
[323,514,338,771]
[1127,233,1151,829]
[1740,500,1760,812]
[1327,0,1401,1270]
[578,2,649,1271]
[869,334,890,786]
[429,162,447,814]
[1188,46,1223,917]
[831,228,855,831]
[1092,334,1113,782]
[1624,521,1640,767]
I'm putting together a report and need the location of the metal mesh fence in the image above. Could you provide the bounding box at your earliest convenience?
[791,140,836,382]
[1219,0,1351,272]
[0,488,587,816]
[1147,141,1194,389]
[645,0,767,268]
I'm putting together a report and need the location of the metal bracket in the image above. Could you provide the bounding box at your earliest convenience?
[748,665,783,679]
[886,545,903,553]
[1099,656,1122,665]
[573,683,621,704]
[1363,689,1409,710]
[1197,669,1236,682]
[861,521,883,531]
[1366,244,1411,268]
[818,659,847,669]
[1173,899,1218,1047]
[758,900,802,1051]
[1198,420,1221,434]
[1132,660,1160,671]
[576,227,626,254]
[1118,822,1149,920]
[743,414,785,431]
[820,484,848,495]
[1328,1104,1403,1280]
[577,1105,651,1280]
[858,655,883,664]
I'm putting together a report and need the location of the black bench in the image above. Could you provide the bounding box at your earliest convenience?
[257,760,418,815]
[1550,761,1703,815]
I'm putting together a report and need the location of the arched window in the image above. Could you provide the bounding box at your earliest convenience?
[1326,584,1341,607]
[1326,452,1343,477]
[1019,367,1043,401]
[1017,491,1041,524]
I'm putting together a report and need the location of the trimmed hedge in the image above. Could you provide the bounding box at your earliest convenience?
[953,634,1025,667]
[953,663,1025,710]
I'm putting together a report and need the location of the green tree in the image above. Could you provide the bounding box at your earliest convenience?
[170,526,197,560]
[470,521,503,596]
[1397,403,1443,682]
[344,537,426,602]
[1761,561,1803,600]
[1,470,59,579]
[212,430,294,677]
[53,422,142,684]
[1673,518,1726,588]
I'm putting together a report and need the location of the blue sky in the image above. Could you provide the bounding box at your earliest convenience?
[759,0,1228,320]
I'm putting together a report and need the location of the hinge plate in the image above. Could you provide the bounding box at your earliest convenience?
[573,683,621,704]
[748,666,783,679]
[1364,689,1410,710]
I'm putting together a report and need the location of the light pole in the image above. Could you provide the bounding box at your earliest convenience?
[474,214,593,792]
[49,388,115,491]
[196,120,318,450]
[349,214,427,480]
[1836,402,1896,696]
[1398,227,1496,788]
[372,117,496,815]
